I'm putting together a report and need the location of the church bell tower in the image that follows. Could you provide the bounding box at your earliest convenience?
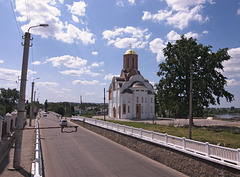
[123,44,138,72]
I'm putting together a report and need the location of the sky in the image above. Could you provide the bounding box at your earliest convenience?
[0,0,239,108]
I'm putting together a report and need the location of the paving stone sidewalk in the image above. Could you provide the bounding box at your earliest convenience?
[0,119,36,177]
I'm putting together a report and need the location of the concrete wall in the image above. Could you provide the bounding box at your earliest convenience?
[72,120,240,177]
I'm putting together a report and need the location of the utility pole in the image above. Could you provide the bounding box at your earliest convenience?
[80,95,82,115]
[29,82,34,126]
[30,78,39,126]
[189,63,193,139]
[13,24,48,169]
[104,88,106,121]
[13,32,31,169]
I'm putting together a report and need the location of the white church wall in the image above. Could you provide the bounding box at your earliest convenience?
[121,94,133,119]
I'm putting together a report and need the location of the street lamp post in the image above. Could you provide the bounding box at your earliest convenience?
[29,78,39,126]
[13,24,48,169]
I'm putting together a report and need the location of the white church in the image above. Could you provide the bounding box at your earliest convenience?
[108,47,155,119]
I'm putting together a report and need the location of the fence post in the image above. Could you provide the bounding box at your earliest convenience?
[237,148,240,165]
[165,133,168,144]
[123,125,125,133]
[183,137,186,150]
[11,110,17,129]
[140,128,142,138]
[4,113,12,136]
[131,127,133,135]
[206,142,210,157]
[151,131,154,140]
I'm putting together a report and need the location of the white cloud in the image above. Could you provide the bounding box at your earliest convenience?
[202,30,209,34]
[165,0,214,11]
[31,61,41,65]
[116,0,124,7]
[67,1,87,16]
[166,30,181,41]
[142,10,172,22]
[149,38,166,62]
[142,0,212,30]
[44,55,101,77]
[61,88,71,92]
[92,51,98,56]
[166,30,199,42]
[37,81,59,88]
[237,8,240,15]
[16,0,95,45]
[0,68,35,83]
[102,26,151,49]
[223,47,240,78]
[91,62,104,67]
[128,0,136,5]
[45,55,87,68]
[60,69,100,77]
[60,69,86,76]
[185,31,199,39]
[72,15,79,23]
[72,80,106,85]
[227,79,240,86]
[0,68,20,82]
[104,73,118,80]
[0,60,4,64]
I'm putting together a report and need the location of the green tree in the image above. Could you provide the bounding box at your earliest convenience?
[156,36,234,118]
[0,88,19,114]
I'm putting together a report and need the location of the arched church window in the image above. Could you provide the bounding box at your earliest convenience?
[127,58,129,68]
[132,58,134,68]
[137,97,139,103]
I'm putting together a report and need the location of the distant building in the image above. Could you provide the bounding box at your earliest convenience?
[108,47,155,119]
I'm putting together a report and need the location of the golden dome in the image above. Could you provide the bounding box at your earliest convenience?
[124,49,137,55]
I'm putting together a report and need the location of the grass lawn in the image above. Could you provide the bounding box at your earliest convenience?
[107,120,240,149]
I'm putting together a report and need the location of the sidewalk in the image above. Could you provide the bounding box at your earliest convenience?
[0,119,36,177]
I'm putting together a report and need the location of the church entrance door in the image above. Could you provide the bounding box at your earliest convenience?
[136,104,141,119]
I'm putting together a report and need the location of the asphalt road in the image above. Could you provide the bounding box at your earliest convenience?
[39,114,187,177]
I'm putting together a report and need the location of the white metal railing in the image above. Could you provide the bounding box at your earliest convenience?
[71,116,240,169]
[31,118,42,177]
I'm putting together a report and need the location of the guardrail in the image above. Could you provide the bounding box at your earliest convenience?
[71,116,240,170]
[31,118,43,177]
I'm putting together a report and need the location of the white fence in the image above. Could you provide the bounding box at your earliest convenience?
[31,118,42,177]
[71,116,240,170]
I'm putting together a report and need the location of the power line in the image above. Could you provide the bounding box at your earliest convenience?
[25,0,31,21]
[9,0,23,39]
